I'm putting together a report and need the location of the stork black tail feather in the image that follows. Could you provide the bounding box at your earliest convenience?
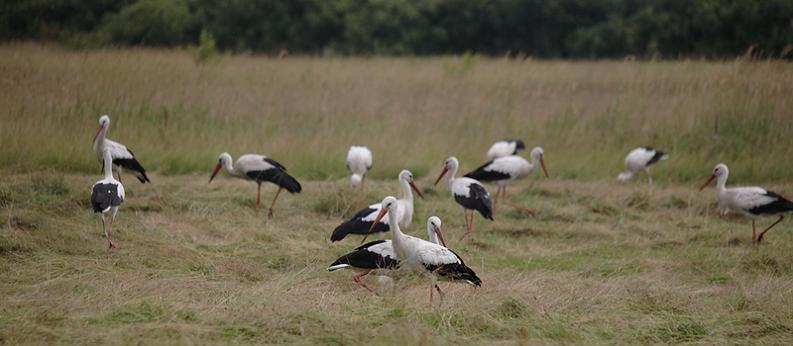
[437,263,482,287]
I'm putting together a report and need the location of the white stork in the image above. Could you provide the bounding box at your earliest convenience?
[209,152,302,218]
[434,157,493,238]
[92,114,151,184]
[486,139,526,161]
[617,147,669,185]
[327,216,447,292]
[346,145,373,187]
[700,163,793,244]
[464,147,548,213]
[331,170,423,243]
[370,198,481,304]
[91,148,125,249]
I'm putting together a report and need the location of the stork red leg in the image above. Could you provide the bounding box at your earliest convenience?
[492,186,501,213]
[756,215,784,244]
[751,220,757,244]
[352,271,375,293]
[267,187,283,219]
[255,182,262,217]
[106,216,116,249]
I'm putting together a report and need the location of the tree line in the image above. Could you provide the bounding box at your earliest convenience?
[2,0,791,59]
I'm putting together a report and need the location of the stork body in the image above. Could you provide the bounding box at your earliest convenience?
[331,170,423,243]
[327,216,446,292]
[372,198,480,305]
[486,139,526,161]
[465,147,548,213]
[92,115,151,184]
[346,145,373,187]
[700,163,793,244]
[617,147,668,185]
[91,148,125,249]
[209,153,302,218]
[434,157,493,238]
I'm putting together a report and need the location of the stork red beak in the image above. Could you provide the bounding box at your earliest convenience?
[434,167,449,186]
[409,181,425,199]
[92,124,103,143]
[435,226,447,247]
[699,174,716,191]
[368,208,389,234]
[540,157,549,178]
[209,163,222,183]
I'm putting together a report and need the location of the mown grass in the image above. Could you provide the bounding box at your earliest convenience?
[1,43,792,181]
[1,171,793,344]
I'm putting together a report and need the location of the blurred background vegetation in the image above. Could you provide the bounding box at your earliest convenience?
[2,0,792,59]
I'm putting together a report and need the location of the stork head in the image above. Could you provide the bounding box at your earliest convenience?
[93,114,110,143]
[369,196,398,233]
[350,174,363,187]
[617,172,633,183]
[700,163,728,191]
[399,169,424,199]
[434,157,459,185]
[530,147,549,178]
[209,152,232,183]
[426,216,447,247]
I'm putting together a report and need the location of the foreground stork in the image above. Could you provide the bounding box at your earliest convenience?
[617,147,668,185]
[700,163,793,244]
[465,147,548,213]
[371,198,481,304]
[209,152,302,218]
[331,170,423,243]
[434,157,493,238]
[346,145,373,187]
[327,216,447,292]
[486,139,526,161]
[91,148,125,249]
[92,114,151,184]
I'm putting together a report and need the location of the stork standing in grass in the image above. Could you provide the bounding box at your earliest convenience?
[327,216,448,293]
[700,163,793,245]
[617,147,668,185]
[486,139,526,161]
[465,147,548,213]
[346,145,373,188]
[91,148,125,249]
[331,170,423,243]
[92,114,151,184]
[209,152,302,218]
[370,198,481,304]
[434,157,493,238]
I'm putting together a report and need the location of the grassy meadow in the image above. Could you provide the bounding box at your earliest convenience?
[2,43,793,344]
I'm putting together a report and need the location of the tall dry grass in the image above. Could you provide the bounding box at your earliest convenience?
[1,43,792,182]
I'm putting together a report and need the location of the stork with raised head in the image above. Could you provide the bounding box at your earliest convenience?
[92,114,151,184]
[434,157,493,238]
[487,139,526,161]
[346,145,373,187]
[331,170,423,243]
[617,147,669,185]
[370,198,481,304]
[700,163,793,245]
[91,148,125,249]
[209,152,302,218]
[465,147,548,213]
[327,216,447,292]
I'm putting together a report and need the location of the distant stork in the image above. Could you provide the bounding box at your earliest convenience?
[92,114,151,184]
[434,157,493,238]
[346,145,373,187]
[465,147,548,213]
[331,170,423,243]
[91,148,125,249]
[209,152,302,218]
[617,147,668,185]
[371,198,481,305]
[700,163,793,245]
[327,216,447,292]
[486,139,526,161]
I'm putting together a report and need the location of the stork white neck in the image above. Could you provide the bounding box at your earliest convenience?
[398,175,414,202]
[102,149,114,179]
[716,167,729,193]
[444,157,460,190]
[219,153,238,177]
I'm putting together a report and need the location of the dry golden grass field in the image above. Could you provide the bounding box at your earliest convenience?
[2,44,793,344]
